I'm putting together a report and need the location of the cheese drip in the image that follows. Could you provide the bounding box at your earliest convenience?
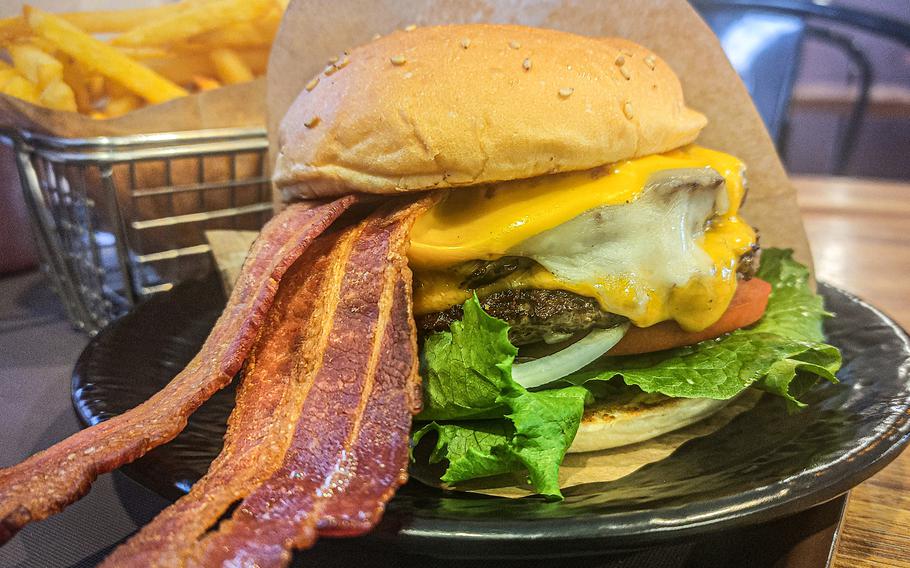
[409,146,757,331]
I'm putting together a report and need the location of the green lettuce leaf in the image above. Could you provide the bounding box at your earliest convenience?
[415,295,588,498]
[412,249,841,496]
[413,421,518,483]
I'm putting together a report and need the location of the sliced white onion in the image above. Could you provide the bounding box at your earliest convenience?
[511,323,629,389]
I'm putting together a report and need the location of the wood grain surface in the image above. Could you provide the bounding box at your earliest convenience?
[795,175,910,568]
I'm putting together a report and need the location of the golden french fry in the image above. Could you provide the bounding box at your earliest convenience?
[0,65,21,88]
[145,48,268,84]
[110,0,273,47]
[61,59,92,112]
[114,46,171,60]
[104,77,133,99]
[25,6,188,104]
[210,48,253,85]
[184,5,282,49]
[9,43,64,88]
[0,17,30,43]
[180,22,270,50]
[2,4,209,38]
[39,79,77,111]
[85,74,105,100]
[0,73,40,104]
[192,75,221,91]
[105,94,141,117]
[53,5,198,34]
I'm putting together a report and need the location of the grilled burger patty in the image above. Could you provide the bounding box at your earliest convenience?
[418,288,627,345]
[416,249,760,346]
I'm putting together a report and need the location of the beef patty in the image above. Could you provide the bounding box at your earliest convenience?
[415,246,760,346]
[417,288,626,345]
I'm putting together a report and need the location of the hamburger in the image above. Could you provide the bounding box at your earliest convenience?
[273,24,840,497]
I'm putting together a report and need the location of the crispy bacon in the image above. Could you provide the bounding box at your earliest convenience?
[101,199,429,567]
[0,198,353,545]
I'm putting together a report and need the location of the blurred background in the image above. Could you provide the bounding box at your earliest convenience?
[695,0,909,179]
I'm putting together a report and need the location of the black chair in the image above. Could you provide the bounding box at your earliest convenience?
[693,0,910,175]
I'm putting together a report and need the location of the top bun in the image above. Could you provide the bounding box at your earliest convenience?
[274,24,707,200]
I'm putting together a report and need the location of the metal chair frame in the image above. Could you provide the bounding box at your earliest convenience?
[693,0,910,175]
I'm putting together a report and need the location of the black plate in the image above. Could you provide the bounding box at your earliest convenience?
[72,276,910,557]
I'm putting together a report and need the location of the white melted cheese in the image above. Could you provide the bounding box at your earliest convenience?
[511,170,721,320]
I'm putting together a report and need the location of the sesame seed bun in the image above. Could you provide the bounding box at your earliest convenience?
[274,24,707,200]
[568,394,733,453]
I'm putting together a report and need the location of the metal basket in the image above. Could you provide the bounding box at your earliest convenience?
[2,127,271,335]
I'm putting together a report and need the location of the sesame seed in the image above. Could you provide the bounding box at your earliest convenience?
[614,54,625,66]
[336,56,350,69]
[623,101,634,119]
[390,54,407,66]
[328,55,339,64]
[619,65,631,80]
[305,77,319,91]
[558,87,574,98]
[460,37,471,49]
[644,54,656,69]
[403,71,413,79]
[305,116,321,128]
[324,64,338,76]
[372,33,382,40]
[509,40,521,49]
[522,57,532,71]
[405,24,417,32]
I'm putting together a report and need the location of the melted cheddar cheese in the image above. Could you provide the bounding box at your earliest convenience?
[408,146,757,332]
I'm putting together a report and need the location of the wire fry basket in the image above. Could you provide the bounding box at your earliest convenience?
[1,127,271,335]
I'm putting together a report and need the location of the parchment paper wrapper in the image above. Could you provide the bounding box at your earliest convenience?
[259,0,815,496]
[206,229,258,295]
[0,80,264,136]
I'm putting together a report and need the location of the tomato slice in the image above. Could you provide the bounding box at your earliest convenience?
[609,277,772,356]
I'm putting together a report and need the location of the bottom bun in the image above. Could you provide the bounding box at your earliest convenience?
[568,393,734,453]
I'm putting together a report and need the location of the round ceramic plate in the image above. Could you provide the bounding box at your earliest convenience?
[72,276,910,557]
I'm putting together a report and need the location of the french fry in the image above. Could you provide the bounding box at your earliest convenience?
[1,4,207,39]
[184,6,282,50]
[114,46,171,60]
[24,6,188,104]
[61,59,92,113]
[0,73,40,104]
[145,48,269,84]
[210,48,254,85]
[110,0,274,47]
[9,43,63,88]
[105,94,142,118]
[3,0,284,115]
[0,17,30,43]
[85,74,105,101]
[104,77,133,100]
[38,78,77,111]
[192,75,221,91]
[0,63,22,90]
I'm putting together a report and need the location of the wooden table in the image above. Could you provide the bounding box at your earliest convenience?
[794,175,910,568]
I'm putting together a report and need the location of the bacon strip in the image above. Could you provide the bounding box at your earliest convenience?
[0,198,353,545]
[100,232,344,567]
[101,199,428,567]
